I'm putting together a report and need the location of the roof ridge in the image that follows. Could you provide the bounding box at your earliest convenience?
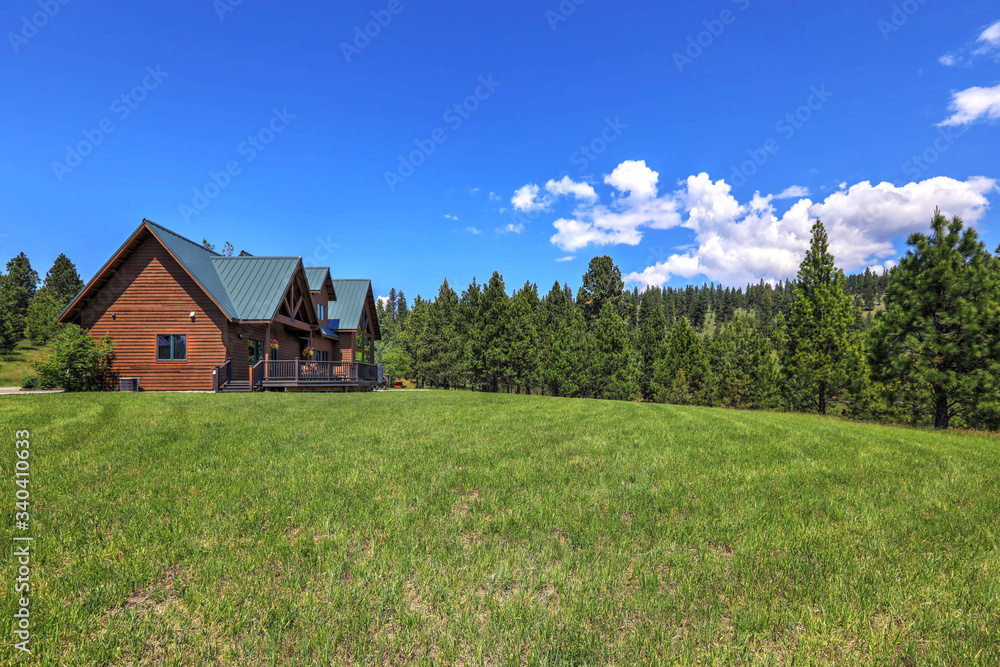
[211,255,302,260]
[143,218,222,257]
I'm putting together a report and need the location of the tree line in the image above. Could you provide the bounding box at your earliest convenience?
[0,252,84,354]
[377,211,1000,431]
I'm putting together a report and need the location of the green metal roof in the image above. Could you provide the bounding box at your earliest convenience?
[62,219,371,327]
[144,221,238,317]
[327,279,371,330]
[304,267,332,292]
[213,256,300,320]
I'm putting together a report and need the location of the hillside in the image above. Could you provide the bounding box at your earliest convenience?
[0,392,997,664]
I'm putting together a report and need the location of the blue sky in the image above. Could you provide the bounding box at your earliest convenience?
[2,1,999,300]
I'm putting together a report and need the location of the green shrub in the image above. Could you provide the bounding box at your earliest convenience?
[32,325,117,392]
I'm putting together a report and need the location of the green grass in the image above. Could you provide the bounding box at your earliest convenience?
[1,392,998,665]
[0,340,50,387]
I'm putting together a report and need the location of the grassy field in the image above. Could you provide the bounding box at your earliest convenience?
[0,340,49,387]
[0,392,998,665]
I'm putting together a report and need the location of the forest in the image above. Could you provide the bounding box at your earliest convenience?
[376,211,1000,431]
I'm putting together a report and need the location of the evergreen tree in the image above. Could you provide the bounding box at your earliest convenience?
[41,253,84,304]
[396,291,409,321]
[650,317,712,405]
[870,211,1000,429]
[710,315,780,409]
[426,280,461,388]
[783,220,868,415]
[588,301,640,401]
[0,252,39,339]
[636,289,668,400]
[508,282,540,394]
[24,291,65,345]
[540,282,587,397]
[578,256,626,323]
[479,272,510,392]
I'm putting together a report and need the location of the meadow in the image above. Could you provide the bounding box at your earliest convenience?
[0,391,997,665]
[0,340,50,387]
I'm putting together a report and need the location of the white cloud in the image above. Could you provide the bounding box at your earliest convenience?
[465,226,481,235]
[555,256,575,262]
[377,296,391,308]
[940,20,1000,65]
[775,185,811,199]
[444,214,459,221]
[511,184,551,212]
[978,21,1000,47]
[468,187,480,195]
[621,172,996,287]
[938,83,1000,126]
[497,223,524,234]
[545,175,598,203]
[489,191,501,201]
[522,160,996,287]
[604,160,659,200]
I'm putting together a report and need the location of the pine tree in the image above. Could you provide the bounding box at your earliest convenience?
[650,318,712,405]
[426,280,461,388]
[710,315,780,409]
[588,301,640,401]
[479,272,510,392]
[870,211,1000,429]
[578,256,627,323]
[636,289,668,400]
[539,281,587,397]
[459,279,485,390]
[508,282,540,394]
[0,253,39,340]
[783,220,868,415]
[41,254,84,305]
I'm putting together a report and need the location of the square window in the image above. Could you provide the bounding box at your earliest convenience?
[157,334,187,361]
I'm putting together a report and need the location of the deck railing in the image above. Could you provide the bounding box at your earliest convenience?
[261,360,378,384]
[213,359,232,392]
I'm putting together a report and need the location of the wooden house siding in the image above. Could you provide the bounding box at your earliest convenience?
[78,235,229,391]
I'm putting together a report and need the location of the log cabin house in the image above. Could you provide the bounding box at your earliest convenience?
[58,219,381,392]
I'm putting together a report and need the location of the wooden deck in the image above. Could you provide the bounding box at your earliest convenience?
[250,359,378,390]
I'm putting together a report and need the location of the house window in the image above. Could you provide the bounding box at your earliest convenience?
[248,339,264,364]
[317,304,326,321]
[156,334,187,361]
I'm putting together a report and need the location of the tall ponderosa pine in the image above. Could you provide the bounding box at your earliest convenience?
[540,282,587,397]
[783,220,868,415]
[577,256,627,323]
[479,272,510,392]
[650,317,712,405]
[425,280,461,388]
[588,301,640,401]
[508,282,540,394]
[1,252,39,339]
[870,211,1000,429]
[636,289,668,400]
[710,314,780,409]
[24,254,85,346]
